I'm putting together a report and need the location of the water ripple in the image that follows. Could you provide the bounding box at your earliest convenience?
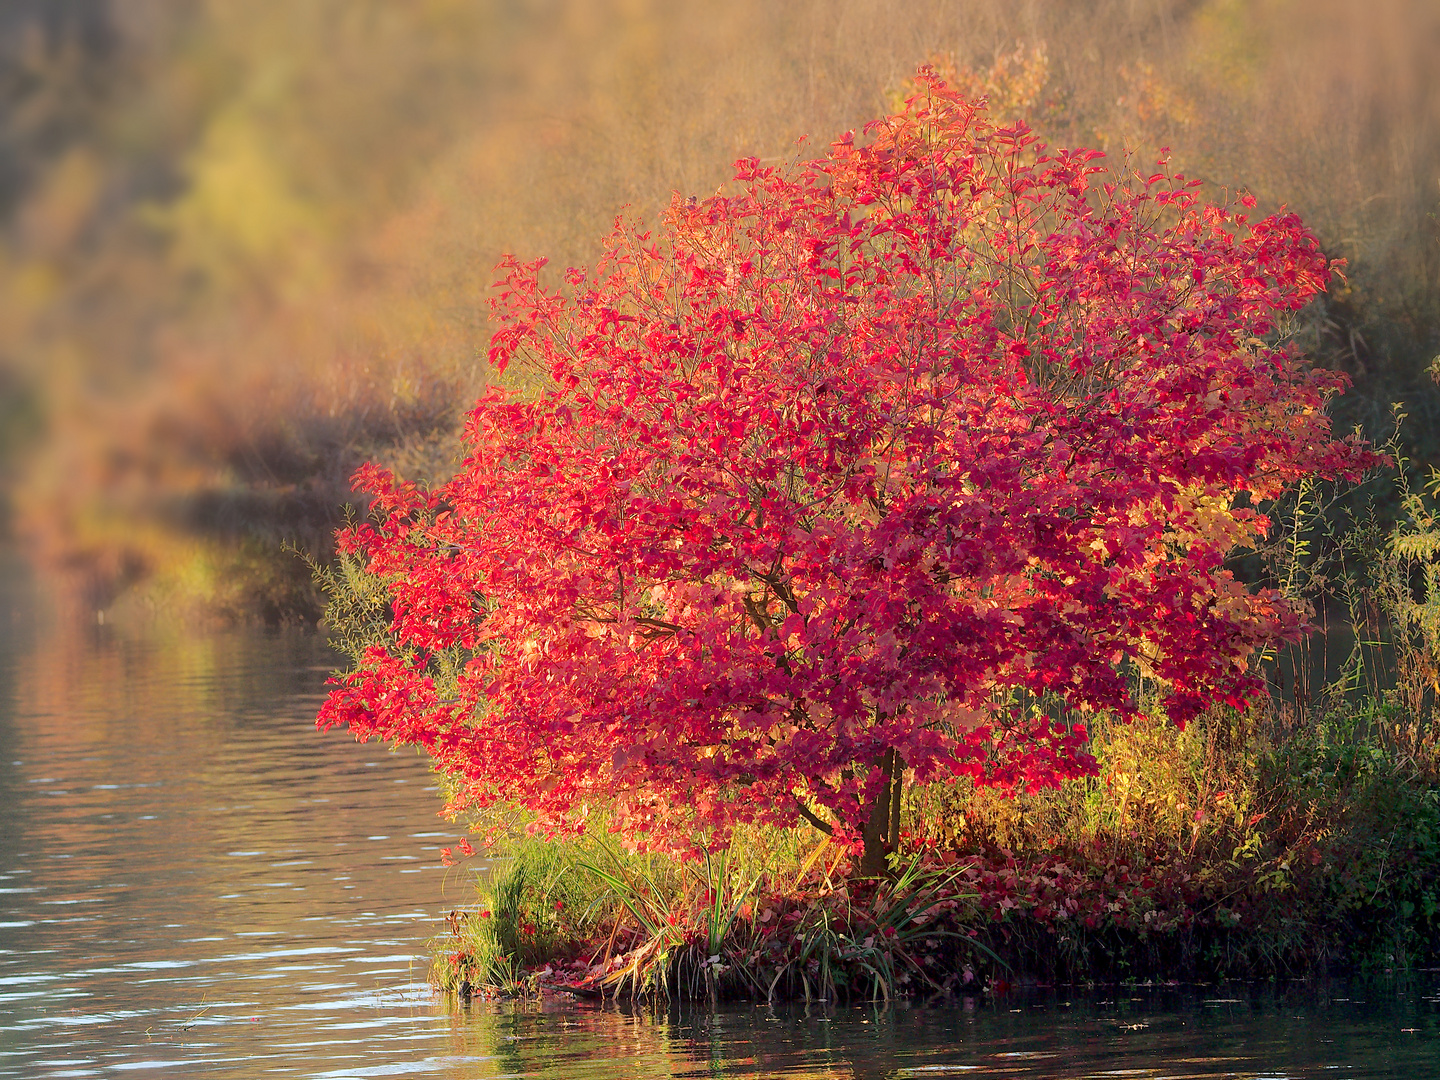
[0,561,1436,1078]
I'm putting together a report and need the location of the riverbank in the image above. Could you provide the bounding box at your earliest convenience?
[434,696,1440,1002]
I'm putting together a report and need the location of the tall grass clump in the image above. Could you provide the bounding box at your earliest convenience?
[429,813,1011,1004]
[431,820,811,1002]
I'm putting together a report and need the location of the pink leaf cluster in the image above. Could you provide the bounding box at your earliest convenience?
[319,73,1373,856]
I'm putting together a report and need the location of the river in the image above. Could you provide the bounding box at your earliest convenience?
[0,555,1437,1078]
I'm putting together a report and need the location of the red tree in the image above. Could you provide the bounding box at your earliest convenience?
[319,74,1372,872]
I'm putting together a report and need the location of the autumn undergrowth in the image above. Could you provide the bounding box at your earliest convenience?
[433,694,1440,1003]
[913,696,1440,985]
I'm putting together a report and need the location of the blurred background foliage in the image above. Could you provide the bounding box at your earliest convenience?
[0,0,1435,623]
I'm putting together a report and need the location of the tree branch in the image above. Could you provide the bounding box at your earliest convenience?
[794,799,835,835]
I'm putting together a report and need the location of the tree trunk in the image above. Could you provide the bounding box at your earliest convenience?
[858,748,903,877]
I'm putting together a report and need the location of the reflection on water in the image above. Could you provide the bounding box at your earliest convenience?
[0,553,1437,1079]
[447,991,1440,1079]
[0,553,475,1077]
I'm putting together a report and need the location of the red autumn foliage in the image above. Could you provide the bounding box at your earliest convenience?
[319,73,1373,859]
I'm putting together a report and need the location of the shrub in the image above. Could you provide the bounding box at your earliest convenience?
[320,72,1372,874]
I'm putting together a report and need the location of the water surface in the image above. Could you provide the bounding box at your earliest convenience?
[0,560,474,1076]
[0,557,1436,1078]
